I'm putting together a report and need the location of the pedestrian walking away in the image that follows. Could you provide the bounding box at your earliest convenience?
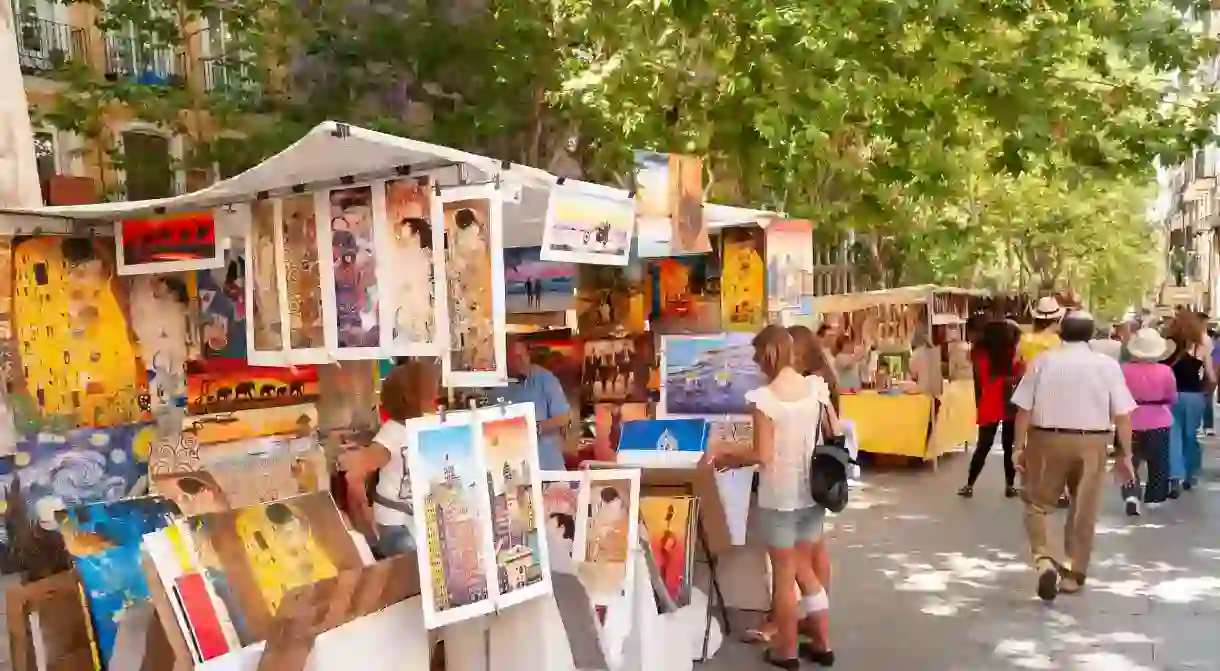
[1164,309,1215,494]
[1119,328,1177,514]
[959,319,1022,499]
[1011,310,1136,602]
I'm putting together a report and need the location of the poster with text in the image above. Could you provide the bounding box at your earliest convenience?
[116,211,223,275]
[436,183,507,387]
[379,177,443,356]
[318,185,381,358]
[540,180,634,266]
[504,246,576,313]
[279,195,327,362]
[720,226,766,331]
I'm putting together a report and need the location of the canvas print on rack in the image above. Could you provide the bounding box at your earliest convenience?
[575,470,639,606]
[186,358,319,414]
[440,185,506,386]
[408,415,495,628]
[661,333,765,417]
[504,246,576,313]
[249,201,285,356]
[383,178,439,354]
[281,195,326,350]
[480,405,550,605]
[720,227,765,331]
[639,495,697,606]
[540,473,584,575]
[196,244,247,360]
[539,180,634,266]
[326,186,381,350]
[116,211,223,275]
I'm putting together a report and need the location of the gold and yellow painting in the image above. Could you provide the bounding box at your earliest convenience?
[441,189,506,385]
[281,195,325,350]
[720,227,765,331]
[183,403,318,445]
[12,236,146,427]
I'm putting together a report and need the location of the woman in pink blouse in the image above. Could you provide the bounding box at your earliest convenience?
[1119,329,1178,515]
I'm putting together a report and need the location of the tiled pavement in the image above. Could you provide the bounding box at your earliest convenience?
[706,440,1220,670]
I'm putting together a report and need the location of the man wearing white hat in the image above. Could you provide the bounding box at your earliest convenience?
[1018,296,1065,366]
[1012,310,1136,601]
[1118,328,1177,513]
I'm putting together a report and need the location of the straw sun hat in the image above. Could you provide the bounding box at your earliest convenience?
[1126,328,1175,362]
[1031,296,1065,321]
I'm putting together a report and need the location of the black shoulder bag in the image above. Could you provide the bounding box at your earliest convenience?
[808,402,854,513]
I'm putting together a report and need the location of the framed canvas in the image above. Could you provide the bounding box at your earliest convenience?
[435,183,508,387]
[318,185,382,359]
[278,195,328,364]
[244,202,288,366]
[539,180,634,266]
[115,211,224,276]
[377,177,444,357]
[645,256,721,334]
[575,264,648,338]
[659,333,765,418]
[574,469,640,607]
[504,246,577,313]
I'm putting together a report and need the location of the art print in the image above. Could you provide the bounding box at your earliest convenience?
[56,497,178,667]
[195,243,246,360]
[616,418,708,467]
[185,359,319,414]
[379,177,442,356]
[765,219,814,313]
[574,469,639,606]
[639,495,697,606]
[407,413,495,628]
[198,435,327,508]
[540,473,585,575]
[646,256,721,334]
[13,237,147,427]
[525,339,583,393]
[151,471,230,516]
[593,402,649,455]
[183,403,318,445]
[504,246,577,313]
[582,335,654,402]
[316,186,381,355]
[128,274,190,413]
[116,211,224,275]
[437,184,507,387]
[633,150,672,258]
[539,180,634,266]
[280,195,326,357]
[575,264,647,338]
[479,404,551,607]
[720,227,766,331]
[143,523,242,661]
[246,201,286,364]
[707,419,753,453]
[660,333,766,417]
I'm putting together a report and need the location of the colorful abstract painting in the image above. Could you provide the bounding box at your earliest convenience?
[582,335,654,402]
[660,333,766,417]
[575,265,647,338]
[195,243,247,361]
[720,227,766,331]
[575,470,639,606]
[639,495,697,606]
[248,201,285,361]
[539,181,634,266]
[540,474,584,575]
[280,195,326,353]
[12,237,146,428]
[765,219,814,314]
[381,177,440,356]
[116,211,223,275]
[479,405,550,607]
[185,358,318,414]
[439,184,507,386]
[56,497,177,668]
[325,186,380,352]
[645,256,721,334]
[128,275,190,413]
[503,246,576,313]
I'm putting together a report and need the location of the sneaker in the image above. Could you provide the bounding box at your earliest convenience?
[1124,496,1140,517]
[1036,563,1060,602]
[1059,575,1083,594]
[957,485,974,498]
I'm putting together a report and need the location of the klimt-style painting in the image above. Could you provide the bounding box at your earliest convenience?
[381,177,440,355]
[247,201,285,362]
[195,244,246,361]
[280,195,326,354]
[575,469,639,606]
[720,226,766,331]
[325,186,380,353]
[540,473,584,576]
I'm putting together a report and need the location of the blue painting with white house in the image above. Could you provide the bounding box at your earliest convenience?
[617,418,708,454]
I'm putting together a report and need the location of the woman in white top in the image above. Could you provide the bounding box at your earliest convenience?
[338,359,440,558]
[707,326,839,669]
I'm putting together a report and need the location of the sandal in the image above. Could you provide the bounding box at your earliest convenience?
[763,650,801,670]
[742,627,775,644]
[957,485,974,498]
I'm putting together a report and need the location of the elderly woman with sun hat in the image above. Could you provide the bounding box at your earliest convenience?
[1118,328,1178,514]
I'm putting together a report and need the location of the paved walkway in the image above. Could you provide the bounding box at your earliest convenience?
[707,441,1220,670]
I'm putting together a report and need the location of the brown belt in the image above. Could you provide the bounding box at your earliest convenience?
[1033,427,1111,435]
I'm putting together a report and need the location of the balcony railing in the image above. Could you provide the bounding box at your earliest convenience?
[201,57,259,93]
[12,14,87,74]
[103,33,186,87]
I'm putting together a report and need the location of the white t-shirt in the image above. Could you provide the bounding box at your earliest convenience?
[745,379,829,511]
[372,420,415,527]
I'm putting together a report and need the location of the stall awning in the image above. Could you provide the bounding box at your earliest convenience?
[0,121,778,248]
[809,285,988,313]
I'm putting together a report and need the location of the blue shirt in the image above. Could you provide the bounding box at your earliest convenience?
[502,365,571,470]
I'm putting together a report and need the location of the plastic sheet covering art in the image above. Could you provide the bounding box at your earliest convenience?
[13,236,147,428]
[247,201,285,364]
[379,177,442,356]
[55,496,177,667]
[437,183,507,387]
[320,185,381,357]
[128,275,190,413]
[280,194,326,356]
[719,227,765,331]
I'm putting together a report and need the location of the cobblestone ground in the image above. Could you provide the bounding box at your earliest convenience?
[706,439,1220,670]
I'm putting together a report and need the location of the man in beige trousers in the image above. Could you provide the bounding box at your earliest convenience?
[1011,310,1136,601]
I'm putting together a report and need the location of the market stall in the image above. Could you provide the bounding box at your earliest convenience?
[811,285,986,463]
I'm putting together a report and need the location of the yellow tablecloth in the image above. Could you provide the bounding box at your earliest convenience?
[840,391,933,458]
[928,379,978,459]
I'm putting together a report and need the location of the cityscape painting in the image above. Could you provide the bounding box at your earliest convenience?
[408,413,496,629]
[479,404,551,608]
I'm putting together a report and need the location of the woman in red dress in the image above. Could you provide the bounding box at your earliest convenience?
[958,320,1023,499]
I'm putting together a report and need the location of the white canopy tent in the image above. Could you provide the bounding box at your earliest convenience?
[0,121,776,247]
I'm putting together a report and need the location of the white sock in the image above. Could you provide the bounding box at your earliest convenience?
[801,590,829,615]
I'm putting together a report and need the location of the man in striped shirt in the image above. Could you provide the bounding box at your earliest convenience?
[1011,310,1136,602]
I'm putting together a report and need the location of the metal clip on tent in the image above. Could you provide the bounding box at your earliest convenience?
[437,404,447,423]
[556,176,567,186]
[496,397,508,415]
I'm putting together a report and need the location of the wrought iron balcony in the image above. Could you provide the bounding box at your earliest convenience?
[12,13,87,74]
[103,32,186,87]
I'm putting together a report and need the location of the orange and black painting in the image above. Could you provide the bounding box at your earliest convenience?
[186,358,320,414]
[118,212,218,271]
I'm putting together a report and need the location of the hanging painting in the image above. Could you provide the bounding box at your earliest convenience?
[638,495,697,607]
[128,275,190,413]
[13,236,147,427]
[575,265,647,338]
[185,359,319,414]
[504,246,577,313]
[645,256,721,334]
[183,403,318,445]
[524,338,583,394]
[56,497,178,667]
[195,242,247,361]
[540,472,585,576]
[246,202,286,365]
[575,469,639,606]
[539,180,634,266]
[279,195,327,362]
[478,404,551,608]
[378,177,443,356]
[720,226,766,331]
[437,183,507,387]
[633,151,708,256]
[581,335,654,403]
[764,219,814,315]
[660,333,766,418]
[593,402,649,456]
[319,185,381,358]
[116,211,223,275]
[633,150,671,258]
